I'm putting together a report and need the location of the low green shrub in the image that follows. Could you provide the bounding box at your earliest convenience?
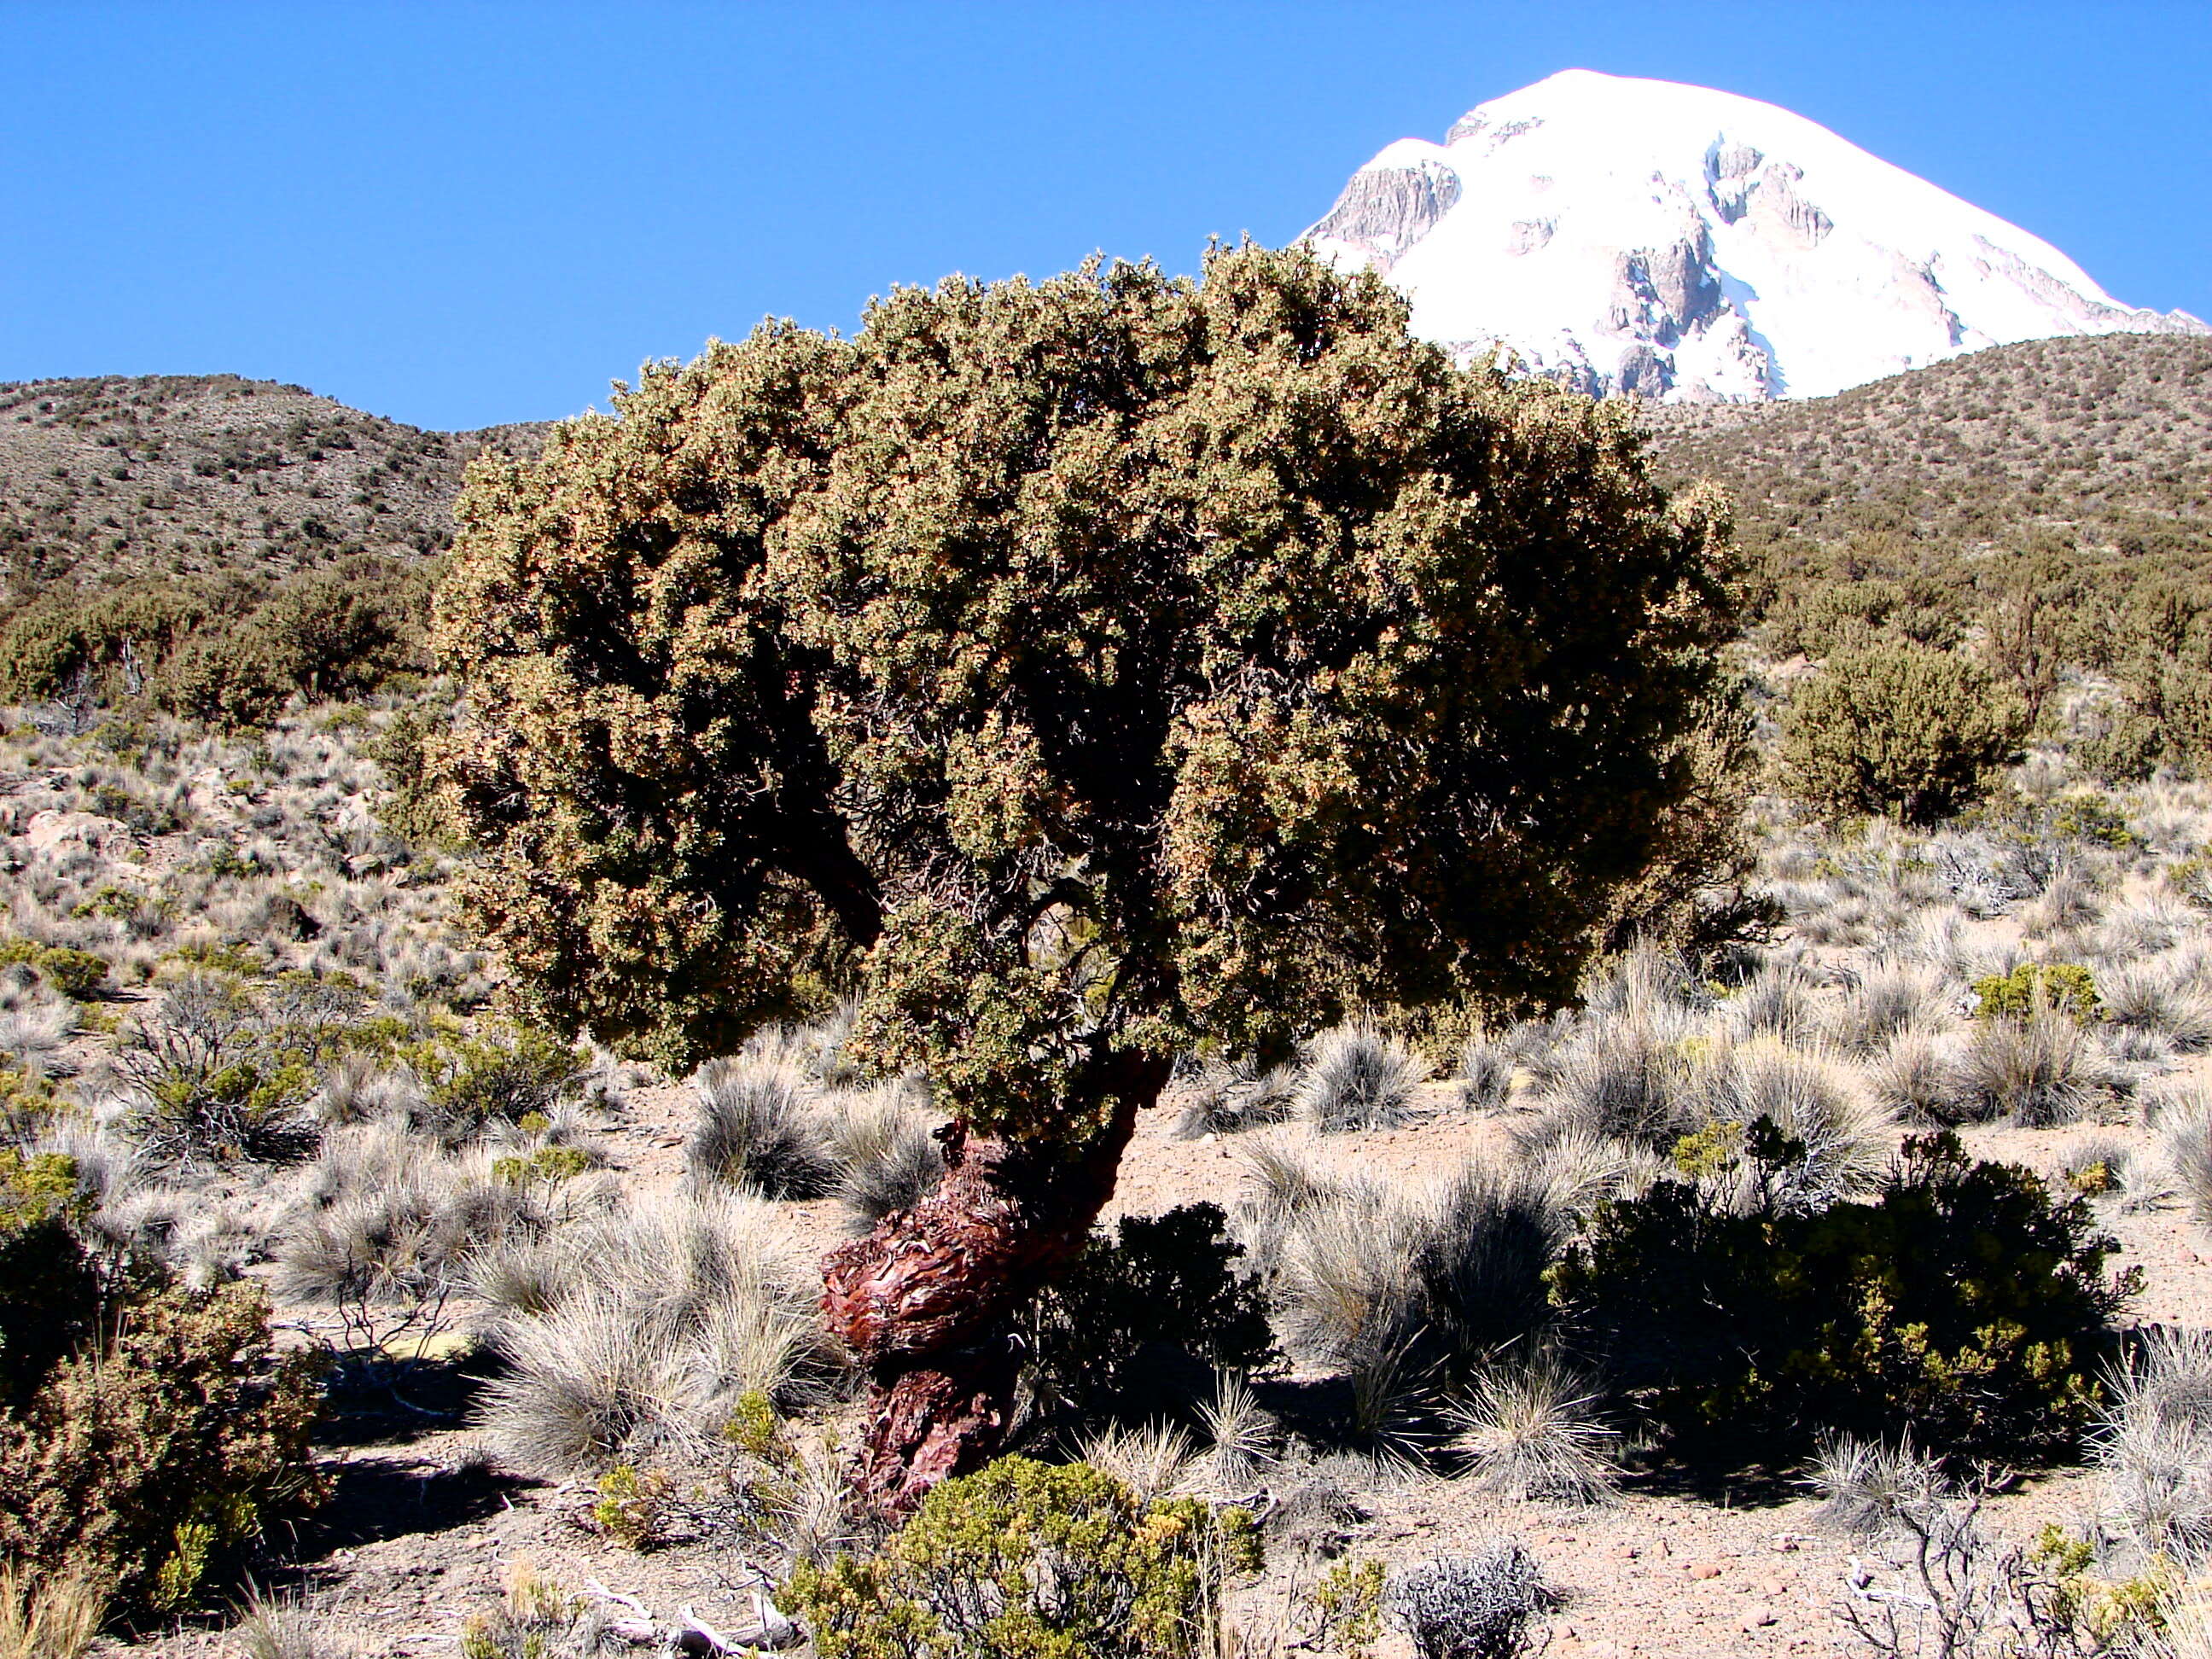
[1547,1126,2136,1464]
[398,1020,588,1139]
[0,1158,326,1616]
[0,940,108,1000]
[1027,1203,1276,1419]
[1973,963,2100,1023]
[1777,644,2025,826]
[779,1457,1258,1659]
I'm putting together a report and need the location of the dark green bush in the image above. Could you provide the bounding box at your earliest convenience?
[1778,644,2026,826]
[0,1150,99,1409]
[779,1457,1258,1659]
[1027,1203,1276,1419]
[1547,1126,2136,1464]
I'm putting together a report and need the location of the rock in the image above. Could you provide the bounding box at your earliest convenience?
[23,809,130,853]
[1741,1606,1780,1629]
[1688,1562,1722,1580]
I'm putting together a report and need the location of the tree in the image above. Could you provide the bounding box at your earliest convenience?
[1778,643,2024,827]
[430,245,1738,1511]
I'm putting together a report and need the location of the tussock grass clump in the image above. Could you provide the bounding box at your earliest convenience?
[473,1190,837,1472]
[1866,1030,1957,1126]
[1417,1162,1570,1363]
[2093,1325,2212,1556]
[1804,1432,1944,1540]
[1829,963,1947,1054]
[1075,1421,1199,1505]
[684,1055,834,1198]
[273,1123,607,1320]
[1686,1041,1894,1211]
[1727,958,1821,1045]
[1457,1033,1514,1114]
[1952,1001,2116,1127]
[1196,1369,1279,1492]
[1448,1354,1618,1505]
[823,1080,943,1228]
[1521,1016,1693,1155]
[2102,960,2212,1052]
[0,1564,103,1659]
[2161,1094,2212,1229]
[1174,1059,1297,1138]
[1297,1025,1430,1132]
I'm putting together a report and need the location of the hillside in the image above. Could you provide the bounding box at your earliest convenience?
[0,374,544,609]
[1641,330,2212,557]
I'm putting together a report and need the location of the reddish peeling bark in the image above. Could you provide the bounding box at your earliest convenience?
[821,1049,1173,1516]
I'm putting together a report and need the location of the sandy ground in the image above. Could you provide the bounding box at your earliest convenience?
[88,1057,2208,1659]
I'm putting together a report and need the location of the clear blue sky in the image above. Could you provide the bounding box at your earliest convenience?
[5,1,2206,431]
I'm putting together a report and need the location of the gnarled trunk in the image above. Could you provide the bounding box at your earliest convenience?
[820,1049,1173,1515]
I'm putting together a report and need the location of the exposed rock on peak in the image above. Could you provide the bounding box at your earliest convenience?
[1305,68,2207,401]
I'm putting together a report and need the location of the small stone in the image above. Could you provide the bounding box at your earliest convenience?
[1741,1606,1780,1630]
[1607,1544,1640,1560]
[1761,1577,1790,1595]
[1688,1562,1722,1580]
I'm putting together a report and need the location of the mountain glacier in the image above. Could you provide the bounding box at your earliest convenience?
[1304,68,2207,402]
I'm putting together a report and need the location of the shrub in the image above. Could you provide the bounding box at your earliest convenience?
[1778,644,2026,826]
[0,1278,327,1615]
[1972,962,2099,1022]
[399,1021,586,1141]
[111,979,319,1162]
[1296,1026,1431,1132]
[0,940,108,1002]
[1028,1204,1276,1420]
[777,1458,1259,1659]
[684,1056,835,1197]
[0,1150,100,1408]
[1547,1129,2138,1463]
[1384,1545,1554,1659]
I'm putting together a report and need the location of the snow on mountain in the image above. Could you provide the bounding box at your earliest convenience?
[1304,68,2208,402]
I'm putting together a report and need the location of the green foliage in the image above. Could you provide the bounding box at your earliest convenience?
[1313,1560,1388,1659]
[1547,1129,2137,1463]
[0,939,108,1000]
[0,1277,327,1615]
[397,1020,586,1138]
[1778,644,2026,826]
[0,559,428,730]
[369,701,462,848]
[779,1457,1259,1659]
[0,1150,97,1408]
[490,1145,593,1186]
[1973,963,2100,1024]
[434,243,1740,1132]
[1027,1203,1277,1418]
[591,1464,673,1551]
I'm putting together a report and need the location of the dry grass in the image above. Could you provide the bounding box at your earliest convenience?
[2094,1326,2212,1557]
[1447,1353,1620,1505]
[0,1564,103,1659]
[1296,1024,1431,1132]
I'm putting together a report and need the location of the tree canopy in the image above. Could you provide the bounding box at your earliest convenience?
[432,243,1738,1143]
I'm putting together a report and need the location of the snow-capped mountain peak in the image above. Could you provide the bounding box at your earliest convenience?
[1304,68,2207,402]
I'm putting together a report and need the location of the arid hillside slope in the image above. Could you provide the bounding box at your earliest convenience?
[0,374,544,609]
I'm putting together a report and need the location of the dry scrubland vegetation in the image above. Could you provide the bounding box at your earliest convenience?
[3,313,2212,1659]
